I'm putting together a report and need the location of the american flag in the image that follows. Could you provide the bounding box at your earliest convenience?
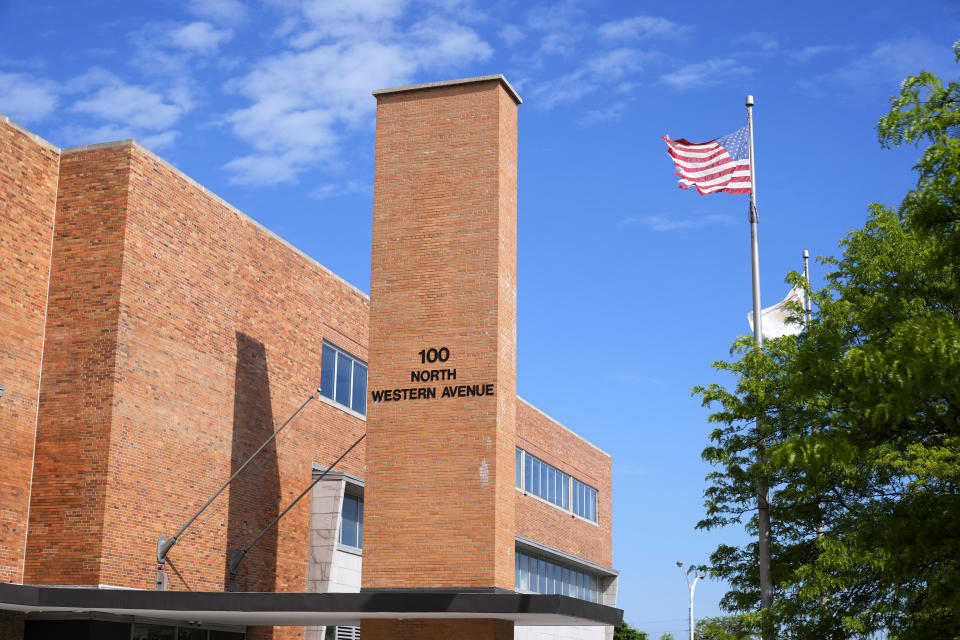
[663,126,752,195]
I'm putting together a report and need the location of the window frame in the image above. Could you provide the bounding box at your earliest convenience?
[514,549,604,604]
[320,341,367,417]
[515,447,598,523]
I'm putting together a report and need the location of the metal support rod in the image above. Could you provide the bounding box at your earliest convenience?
[228,433,367,581]
[747,94,773,640]
[157,389,320,566]
[677,562,704,640]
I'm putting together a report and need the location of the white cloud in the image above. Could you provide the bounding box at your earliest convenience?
[72,82,186,130]
[169,21,233,54]
[61,69,191,149]
[529,69,591,109]
[661,58,751,90]
[224,151,307,186]
[500,24,524,47]
[580,101,628,126]
[309,179,370,200]
[222,2,492,186]
[586,48,645,80]
[523,1,588,58]
[531,47,652,110]
[0,72,58,123]
[790,45,836,63]
[188,0,248,26]
[279,0,408,47]
[735,31,779,52]
[824,37,953,89]
[408,16,493,69]
[620,213,736,231]
[598,15,682,41]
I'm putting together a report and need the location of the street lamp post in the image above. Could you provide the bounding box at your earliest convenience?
[677,561,706,640]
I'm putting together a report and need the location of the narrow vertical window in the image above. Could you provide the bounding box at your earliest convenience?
[516,448,522,489]
[339,493,363,549]
[320,342,367,416]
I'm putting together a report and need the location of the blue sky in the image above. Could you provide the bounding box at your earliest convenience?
[2,0,959,634]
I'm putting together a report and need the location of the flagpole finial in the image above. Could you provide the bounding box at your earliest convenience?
[745,95,754,107]
[803,249,809,259]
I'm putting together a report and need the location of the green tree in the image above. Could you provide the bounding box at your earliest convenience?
[614,621,650,640]
[694,42,960,640]
[696,615,753,640]
[659,634,675,640]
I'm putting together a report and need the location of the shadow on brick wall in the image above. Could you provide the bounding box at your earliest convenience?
[225,332,279,592]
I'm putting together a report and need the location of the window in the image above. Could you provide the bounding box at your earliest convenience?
[515,448,595,522]
[515,550,602,603]
[573,479,597,522]
[321,343,367,415]
[516,448,570,510]
[339,493,363,550]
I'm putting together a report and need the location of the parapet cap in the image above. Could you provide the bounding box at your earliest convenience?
[373,74,522,105]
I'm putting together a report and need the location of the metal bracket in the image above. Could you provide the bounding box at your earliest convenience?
[228,548,245,578]
[157,535,175,563]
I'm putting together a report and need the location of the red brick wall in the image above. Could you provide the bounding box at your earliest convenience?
[515,399,613,568]
[0,118,59,584]
[22,141,369,635]
[361,618,513,640]
[24,143,131,586]
[364,78,519,591]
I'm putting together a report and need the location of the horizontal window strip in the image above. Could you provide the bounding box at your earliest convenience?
[516,447,597,522]
[515,550,602,603]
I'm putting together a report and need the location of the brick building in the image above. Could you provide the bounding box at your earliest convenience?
[0,75,620,640]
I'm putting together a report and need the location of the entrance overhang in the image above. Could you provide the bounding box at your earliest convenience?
[0,584,622,627]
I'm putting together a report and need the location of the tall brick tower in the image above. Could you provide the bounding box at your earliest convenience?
[363,75,521,639]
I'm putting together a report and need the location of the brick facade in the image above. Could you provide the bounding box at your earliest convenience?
[516,400,613,567]
[0,119,59,585]
[0,73,614,639]
[364,78,519,592]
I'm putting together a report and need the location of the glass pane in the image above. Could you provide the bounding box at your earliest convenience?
[178,629,207,640]
[320,345,336,399]
[520,554,529,590]
[516,449,522,488]
[357,498,364,548]
[351,362,367,414]
[532,460,540,496]
[547,467,554,503]
[562,474,569,509]
[525,455,533,492]
[340,495,359,548]
[209,633,245,640]
[335,352,352,406]
[540,464,548,500]
[133,624,177,640]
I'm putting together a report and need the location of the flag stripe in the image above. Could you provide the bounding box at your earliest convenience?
[663,128,752,195]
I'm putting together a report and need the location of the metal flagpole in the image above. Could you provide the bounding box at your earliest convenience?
[804,250,824,547]
[803,250,813,327]
[746,94,773,640]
